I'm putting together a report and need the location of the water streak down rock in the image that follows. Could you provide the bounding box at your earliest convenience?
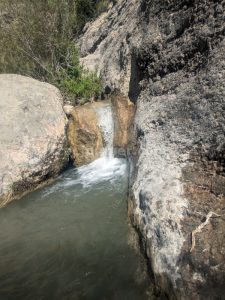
[0,74,69,207]
[79,0,225,298]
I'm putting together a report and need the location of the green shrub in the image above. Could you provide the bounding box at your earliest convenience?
[0,0,108,104]
[51,43,102,104]
[62,71,102,104]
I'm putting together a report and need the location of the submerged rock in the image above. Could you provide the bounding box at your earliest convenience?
[66,102,105,166]
[79,0,225,298]
[0,74,69,207]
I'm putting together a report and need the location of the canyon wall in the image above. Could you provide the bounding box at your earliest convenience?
[79,0,225,298]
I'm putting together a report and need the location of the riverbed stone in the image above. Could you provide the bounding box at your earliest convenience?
[0,74,69,207]
[79,0,225,298]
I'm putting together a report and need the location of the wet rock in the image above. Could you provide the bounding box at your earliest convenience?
[0,74,69,207]
[67,102,104,166]
[112,95,135,157]
[79,0,225,298]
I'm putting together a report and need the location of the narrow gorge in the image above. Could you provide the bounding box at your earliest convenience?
[0,0,225,299]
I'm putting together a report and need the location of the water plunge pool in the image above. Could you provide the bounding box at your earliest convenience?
[0,157,150,300]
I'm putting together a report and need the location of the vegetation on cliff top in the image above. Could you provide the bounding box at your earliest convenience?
[0,0,110,104]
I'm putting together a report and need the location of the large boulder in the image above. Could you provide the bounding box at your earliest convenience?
[79,1,225,299]
[0,74,69,207]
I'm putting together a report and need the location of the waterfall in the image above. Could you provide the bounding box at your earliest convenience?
[95,102,114,158]
[70,101,125,188]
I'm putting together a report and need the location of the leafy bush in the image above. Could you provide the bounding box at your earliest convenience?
[55,43,102,104]
[0,0,109,103]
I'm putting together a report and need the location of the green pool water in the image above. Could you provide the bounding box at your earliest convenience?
[0,157,150,300]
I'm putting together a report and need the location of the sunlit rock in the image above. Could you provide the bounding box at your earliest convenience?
[66,102,105,166]
[0,74,69,207]
[112,95,135,157]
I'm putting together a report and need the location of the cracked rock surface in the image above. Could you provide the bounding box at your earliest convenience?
[80,0,225,298]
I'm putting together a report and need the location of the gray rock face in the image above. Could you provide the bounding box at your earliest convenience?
[0,74,69,206]
[79,0,141,96]
[80,0,225,299]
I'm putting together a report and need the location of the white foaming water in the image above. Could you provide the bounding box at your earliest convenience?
[75,157,126,187]
[72,102,126,187]
[43,157,126,196]
[95,103,114,158]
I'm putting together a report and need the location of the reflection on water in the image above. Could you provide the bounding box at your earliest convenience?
[0,158,150,300]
